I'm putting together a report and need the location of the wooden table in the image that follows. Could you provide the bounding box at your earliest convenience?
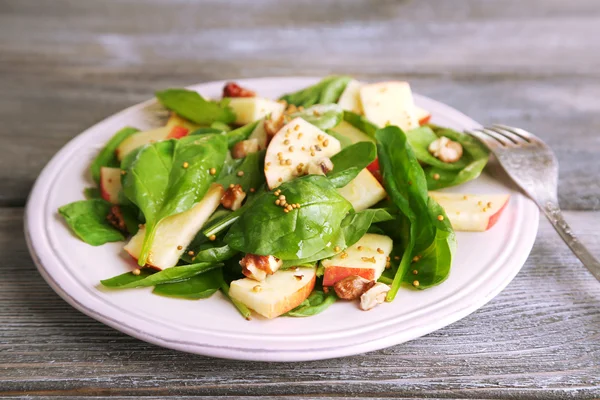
[2,1,599,398]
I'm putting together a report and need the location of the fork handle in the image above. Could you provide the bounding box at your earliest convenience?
[541,201,600,281]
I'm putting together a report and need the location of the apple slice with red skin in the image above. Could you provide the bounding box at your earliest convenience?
[428,192,510,231]
[229,268,317,319]
[415,106,431,126]
[100,167,122,204]
[322,233,393,287]
[166,125,189,139]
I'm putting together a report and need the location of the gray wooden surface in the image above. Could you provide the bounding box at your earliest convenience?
[1,0,599,398]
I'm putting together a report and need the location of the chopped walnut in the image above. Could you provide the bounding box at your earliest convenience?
[222,82,256,98]
[231,138,260,159]
[306,157,334,176]
[334,275,375,300]
[359,283,391,311]
[240,254,282,281]
[428,136,463,163]
[106,205,127,233]
[221,184,246,211]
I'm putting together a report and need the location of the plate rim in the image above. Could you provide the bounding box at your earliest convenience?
[25,76,540,361]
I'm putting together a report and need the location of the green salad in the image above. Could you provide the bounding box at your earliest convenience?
[59,77,510,320]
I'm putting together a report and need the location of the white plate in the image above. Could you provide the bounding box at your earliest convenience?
[25,77,539,362]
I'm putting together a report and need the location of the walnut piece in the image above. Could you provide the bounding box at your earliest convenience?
[307,157,334,176]
[222,82,256,98]
[334,275,375,300]
[231,138,260,159]
[428,136,463,163]
[106,205,127,233]
[359,282,391,311]
[240,254,282,281]
[220,184,246,211]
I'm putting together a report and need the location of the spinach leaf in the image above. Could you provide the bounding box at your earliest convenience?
[343,111,378,137]
[281,208,394,268]
[279,76,352,107]
[181,241,238,264]
[210,121,232,132]
[375,126,455,300]
[121,134,228,266]
[156,88,236,125]
[83,187,102,199]
[224,121,260,148]
[100,262,222,288]
[153,268,221,299]
[90,127,139,183]
[328,142,377,188]
[284,290,337,317]
[190,127,225,136]
[217,150,265,192]
[423,127,489,189]
[225,175,352,260]
[58,199,125,246]
[120,204,142,236]
[406,127,469,171]
[289,104,343,130]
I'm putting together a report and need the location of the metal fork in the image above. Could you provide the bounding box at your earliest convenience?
[465,124,600,281]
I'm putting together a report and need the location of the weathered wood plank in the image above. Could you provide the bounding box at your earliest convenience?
[1,208,599,398]
[1,0,600,208]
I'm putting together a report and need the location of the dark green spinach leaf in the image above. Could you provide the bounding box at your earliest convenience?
[289,104,343,130]
[281,208,394,268]
[59,199,125,246]
[224,121,260,148]
[181,241,238,264]
[83,187,102,200]
[153,268,222,299]
[90,127,139,183]
[156,88,236,125]
[279,76,351,107]
[406,127,469,171]
[225,175,352,260]
[328,142,377,188]
[217,150,265,192]
[284,290,336,317]
[121,134,228,266]
[425,128,489,189]
[375,126,455,299]
[101,262,222,289]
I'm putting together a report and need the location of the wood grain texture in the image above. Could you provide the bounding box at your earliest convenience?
[1,0,600,209]
[1,208,599,398]
[2,0,600,398]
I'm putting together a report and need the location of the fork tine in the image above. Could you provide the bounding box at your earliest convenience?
[492,124,536,142]
[465,128,503,149]
[486,126,528,145]
[481,128,516,147]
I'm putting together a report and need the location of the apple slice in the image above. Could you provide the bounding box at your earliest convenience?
[166,113,201,132]
[337,169,386,211]
[264,117,341,189]
[330,120,374,144]
[322,233,393,286]
[360,81,419,132]
[116,126,171,160]
[229,267,316,319]
[124,183,224,270]
[415,106,431,126]
[100,167,122,204]
[337,79,363,114]
[246,118,269,150]
[166,125,189,139]
[428,192,510,232]
[226,97,285,126]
